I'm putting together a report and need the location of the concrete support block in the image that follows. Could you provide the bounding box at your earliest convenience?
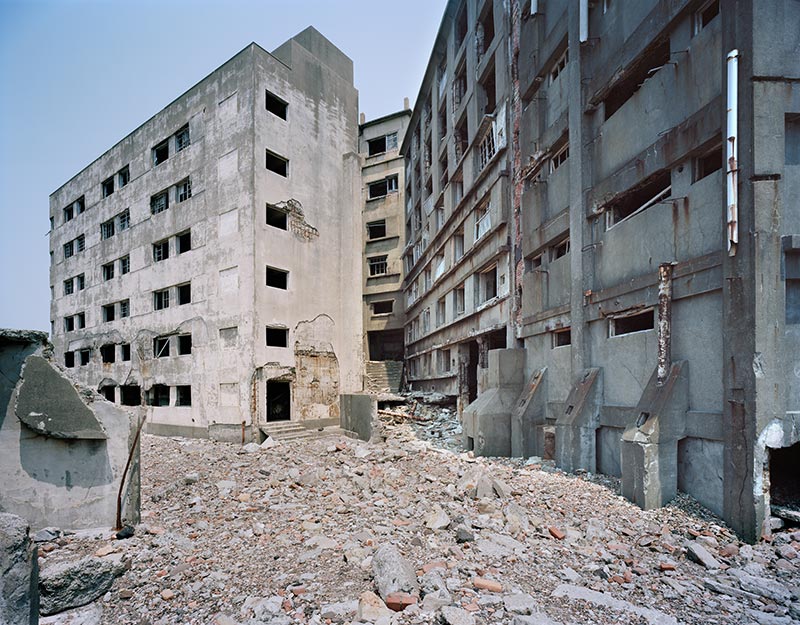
[462,349,525,457]
[620,361,688,510]
[340,394,377,442]
[555,368,603,472]
[510,367,547,458]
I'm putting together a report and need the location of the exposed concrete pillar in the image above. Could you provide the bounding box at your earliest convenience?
[620,362,688,510]
[511,367,547,458]
[555,368,603,472]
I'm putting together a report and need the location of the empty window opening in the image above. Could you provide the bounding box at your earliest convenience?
[603,38,670,120]
[769,443,800,512]
[550,237,570,261]
[119,300,129,318]
[102,303,115,322]
[367,134,388,156]
[607,170,672,228]
[63,196,84,223]
[64,351,75,368]
[609,309,655,336]
[151,190,169,214]
[178,283,191,305]
[154,336,171,358]
[479,62,497,115]
[550,47,569,84]
[265,90,288,120]
[101,176,114,198]
[266,266,289,289]
[118,165,130,188]
[121,343,131,361]
[154,289,170,310]
[786,250,800,324]
[176,385,192,406]
[477,4,495,57]
[153,140,169,166]
[552,328,572,347]
[266,326,288,347]
[101,386,115,402]
[266,150,288,177]
[373,300,393,315]
[79,349,91,366]
[64,316,74,332]
[76,312,86,328]
[177,230,191,254]
[454,284,466,316]
[478,266,498,303]
[76,274,85,290]
[175,124,191,152]
[102,262,114,281]
[550,141,569,173]
[266,204,288,230]
[693,0,720,35]
[121,385,140,406]
[118,208,130,231]
[455,2,468,50]
[694,142,723,182]
[176,178,192,203]
[153,240,169,262]
[367,220,387,240]
[101,344,116,363]
[148,384,170,406]
[177,334,192,355]
[266,380,291,422]
[368,175,398,199]
[786,114,800,165]
[368,255,389,276]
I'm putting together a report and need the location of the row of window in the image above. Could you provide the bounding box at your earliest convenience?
[366,132,398,157]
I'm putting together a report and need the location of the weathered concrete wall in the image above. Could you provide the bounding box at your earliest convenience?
[340,394,377,442]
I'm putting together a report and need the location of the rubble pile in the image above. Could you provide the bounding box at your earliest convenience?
[35,410,800,625]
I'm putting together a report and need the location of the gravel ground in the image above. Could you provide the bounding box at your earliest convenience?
[37,409,800,625]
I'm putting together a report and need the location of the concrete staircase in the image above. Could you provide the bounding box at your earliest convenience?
[364,360,404,394]
[259,421,343,442]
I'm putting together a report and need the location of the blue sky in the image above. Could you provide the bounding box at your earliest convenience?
[0,0,446,332]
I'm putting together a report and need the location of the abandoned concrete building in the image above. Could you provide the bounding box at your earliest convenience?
[48,28,363,442]
[403,0,800,541]
[360,107,411,393]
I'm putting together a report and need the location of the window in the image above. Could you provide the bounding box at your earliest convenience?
[266,326,289,347]
[153,140,169,166]
[478,124,496,170]
[76,274,85,290]
[118,165,130,188]
[63,197,83,223]
[101,344,116,364]
[606,171,671,228]
[64,316,74,332]
[266,150,288,177]
[454,229,465,261]
[148,385,170,407]
[63,278,74,295]
[609,309,655,336]
[454,284,466,315]
[786,250,800,324]
[102,262,114,281]
[454,3,467,49]
[121,385,140,406]
[76,234,85,252]
[368,175,398,199]
[550,48,569,84]
[79,349,91,366]
[151,190,169,214]
[63,241,74,259]
[154,289,170,310]
[477,3,495,56]
[438,349,451,373]
[101,387,115,402]
[102,303,115,322]
[119,256,130,275]
[177,230,191,254]
[265,91,288,120]
[101,176,114,198]
[177,283,191,305]
[154,336,170,358]
[176,178,192,203]
[219,326,239,348]
[436,297,446,326]
[176,386,192,407]
[693,0,719,35]
[367,133,397,156]
[175,124,191,152]
[550,237,570,261]
[552,328,571,347]
[550,142,569,172]
[266,266,289,289]
[153,240,169,262]
[786,114,800,165]
[76,312,85,328]
[121,344,131,361]
[603,39,669,120]
[64,352,75,368]
[367,220,387,240]
[267,204,288,230]
[694,143,723,182]
[178,334,192,355]
[63,205,73,223]
[478,266,498,303]
[119,299,129,318]
[118,209,130,231]
[368,255,388,276]
[373,300,393,315]
[475,204,491,240]
[101,219,115,240]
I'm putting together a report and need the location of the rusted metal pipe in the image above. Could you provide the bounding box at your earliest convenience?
[657,263,675,386]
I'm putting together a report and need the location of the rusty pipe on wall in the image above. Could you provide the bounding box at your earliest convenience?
[657,263,675,386]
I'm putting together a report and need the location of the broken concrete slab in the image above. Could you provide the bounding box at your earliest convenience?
[0,512,38,625]
[39,556,126,615]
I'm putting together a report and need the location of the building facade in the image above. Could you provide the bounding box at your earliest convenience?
[407,0,800,541]
[48,28,363,442]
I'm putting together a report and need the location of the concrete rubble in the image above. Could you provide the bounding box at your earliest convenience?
[26,405,800,625]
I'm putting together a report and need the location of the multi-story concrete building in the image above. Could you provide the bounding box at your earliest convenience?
[360,108,411,393]
[48,28,363,442]
[401,0,513,410]
[408,0,800,541]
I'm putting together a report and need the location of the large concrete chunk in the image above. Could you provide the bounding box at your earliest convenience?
[39,556,125,615]
[371,545,419,600]
[0,512,38,625]
[555,368,603,472]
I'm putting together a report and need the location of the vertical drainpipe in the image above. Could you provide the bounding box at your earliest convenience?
[579,0,589,43]
[657,263,674,386]
[726,49,739,257]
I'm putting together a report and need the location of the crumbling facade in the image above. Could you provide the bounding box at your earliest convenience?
[360,108,411,393]
[407,0,800,541]
[48,28,362,441]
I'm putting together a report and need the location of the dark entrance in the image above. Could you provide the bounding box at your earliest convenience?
[467,341,479,404]
[368,329,404,360]
[770,442,800,511]
[267,380,291,422]
[120,385,141,406]
[486,328,507,351]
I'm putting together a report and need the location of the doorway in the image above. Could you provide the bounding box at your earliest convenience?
[467,341,479,404]
[266,380,291,422]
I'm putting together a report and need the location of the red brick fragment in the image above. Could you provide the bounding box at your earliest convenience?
[385,592,417,612]
[549,526,566,540]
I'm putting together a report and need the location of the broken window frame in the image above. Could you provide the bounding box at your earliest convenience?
[153,140,169,166]
[118,165,130,188]
[149,385,170,407]
[366,220,387,240]
[153,336,171,358]
[101,176,114,198]
[102,262,114,281]
[608,309,655,337]
[266,204,288,230]
[368,255,389,277]
[550,142,569,173]
[100,218,115,240]
[477,265,498,304]
[367,175,399,200]
[693,142,723,183]
[150,190,169,214]
[153,288,170,311]
[549,236,570,261]
[549,47,569,84]
[692,0,720,36]
[176,178,192,203]
[606,174,672,230]
[153,239,169,262]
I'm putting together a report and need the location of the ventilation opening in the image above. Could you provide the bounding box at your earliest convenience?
[267,380,291,422]
[769,443,800,523]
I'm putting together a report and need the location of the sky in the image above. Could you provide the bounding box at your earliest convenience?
[0,0,446,332]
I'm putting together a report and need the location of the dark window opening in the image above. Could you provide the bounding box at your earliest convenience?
[178,283,191,305]
[266,266,288,289]
[102,303,115,322]
[478,266,498,303]
[694,143,723,182]
[101,386,116,402]
[367,220,387,239]
[694,0,720,35]
[550,237,570,261]
[607,170,672,227]
[64,278,74,295]
[769,443,800,509]
[154,337,170,358]
[151,190,169,214]
[176,178,192,203]
[266,327,288,347]
[373,300,393,315]
[266,150,288,177]
[368,136,387,156]
[477,4,495,57]
[266,91,288,120]
[121,385,141,406]
[154,289,170,310]
[121,343,131,361]
[64,351,75,368]
[102,262,114,281]
[786,114,800,165]
[64,316,75,332]
[368,175,398,200]
[101,176,114,198]
[77,312,86,328]
[479,63,497,115]
[267,204,288,230]
[177,230,191,254]
[610,310,655,336]
[101,344,116,363]
[148,384,170,406]
[266,380,291,422]
[603,39,670,120]
[79,349,91,366]
[120,256,130,275]
[553,328,571,347]
[786,250,800,324]
[153,141,169,166]
[176,385,192,406]
[178,334,192,355]
[118,165,130,188]
[153,240,169,262]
